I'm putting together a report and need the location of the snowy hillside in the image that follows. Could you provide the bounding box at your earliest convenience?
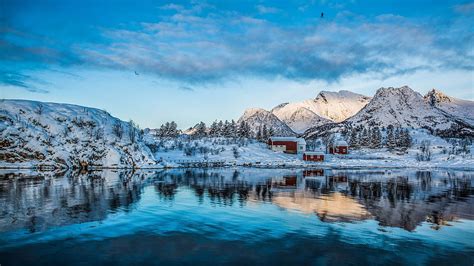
[280,90,371,122]
[0,99,156,169]
[271,105,331,133]
[237,108,295,136]
[304,86,474,139]
[424,89,474,125]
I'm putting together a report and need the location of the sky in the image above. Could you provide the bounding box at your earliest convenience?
[1,0,473,129]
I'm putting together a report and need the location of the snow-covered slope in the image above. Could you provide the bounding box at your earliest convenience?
[289,90,371,122]
[0,99,156,168]
[304,86,474,139]
[346,86,465,129]
[271,104,331,133]
[424,89,474,125]
[237,108,296,136]
[266,90,370,132]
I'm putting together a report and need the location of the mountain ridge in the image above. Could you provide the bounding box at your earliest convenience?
[303,86,474,139]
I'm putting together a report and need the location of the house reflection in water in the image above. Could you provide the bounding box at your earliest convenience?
[272,175,298,189]
[272,192,372,222]
[303,169,324,178]
[1,169,472,233]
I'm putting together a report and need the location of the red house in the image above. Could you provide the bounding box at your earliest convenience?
[267,137,306,154]
[303,152,325,162]
[329,140,349,154]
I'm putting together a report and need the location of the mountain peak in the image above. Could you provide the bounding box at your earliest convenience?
[270,102,290,113]
[424,89,452,105]
[315,90,364,103]
[238,107,295,136]
[242,107,268,117]
[375,85,415,95]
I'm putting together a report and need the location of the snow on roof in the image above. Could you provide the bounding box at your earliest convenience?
[304,151,325,155]
[335,140,348,146]
[269,137,306,144]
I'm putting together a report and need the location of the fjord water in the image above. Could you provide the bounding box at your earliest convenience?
[0,168,473,265]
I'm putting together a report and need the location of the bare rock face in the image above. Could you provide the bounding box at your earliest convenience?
[424,89,474,125]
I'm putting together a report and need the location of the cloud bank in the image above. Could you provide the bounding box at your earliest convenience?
[1,1,473,91]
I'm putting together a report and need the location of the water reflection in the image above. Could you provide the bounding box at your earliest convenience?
[0,170,148,233]
[0,168,473,234]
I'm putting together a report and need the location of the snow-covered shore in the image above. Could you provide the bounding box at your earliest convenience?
[143,137,474,171]
[1,99,472,171]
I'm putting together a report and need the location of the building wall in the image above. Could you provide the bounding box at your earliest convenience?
[335,146,348,154]
[271,141,297,154]
[303,154,324,161]
[329,146,348,154]
[271,145,287,152]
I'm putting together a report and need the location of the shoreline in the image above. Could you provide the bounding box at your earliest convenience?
[1,163,473,172]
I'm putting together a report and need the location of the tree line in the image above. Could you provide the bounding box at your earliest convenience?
[155,120,274,140]
[348,125,412,151]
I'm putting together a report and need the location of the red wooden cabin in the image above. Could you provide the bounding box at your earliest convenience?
[329,140,349,154]
[267,137,306,154]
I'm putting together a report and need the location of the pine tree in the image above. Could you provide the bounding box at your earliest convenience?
[209,120,218,137]
[386,125,396,150]
[349,128,359,149]
[238,121,245,138]
[195,122,207,138]
[268,126,274,137]
[169,121,178,137]
[262,124,268,141]
[230,120,237,138]
[245,122,252,138]
[256,126,262,140]
[370,127,382,149]
[238,121,251,138]
[217,120,224,137]
[360,127,370,147]
[398,129,412,151]
[223,120,231,137]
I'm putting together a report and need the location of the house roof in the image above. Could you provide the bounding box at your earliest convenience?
[269,137,306,145]
[304,151,325,155]
[335,140,348,146]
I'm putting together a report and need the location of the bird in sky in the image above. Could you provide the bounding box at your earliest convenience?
[134,71,139,75]
[321,12,324,18]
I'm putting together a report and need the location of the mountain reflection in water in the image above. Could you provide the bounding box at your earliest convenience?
[0,168,473,265]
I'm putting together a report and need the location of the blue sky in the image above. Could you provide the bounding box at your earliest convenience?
[1,0,473,129]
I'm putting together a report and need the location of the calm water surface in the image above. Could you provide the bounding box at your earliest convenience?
[0,168,473,265]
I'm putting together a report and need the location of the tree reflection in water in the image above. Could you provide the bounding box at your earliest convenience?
[0,168,473,233]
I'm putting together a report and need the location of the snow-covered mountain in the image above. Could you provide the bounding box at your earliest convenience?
[304,86,474,139]
[0,99,156,169]
[300,90,371,122]
[237,108,296,136]
[424,89,474,125]
[271,104,331,133]
[237,90,371,134]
